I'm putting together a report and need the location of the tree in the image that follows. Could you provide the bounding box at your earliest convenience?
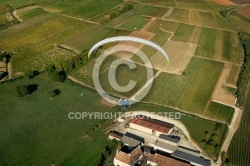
[126,4,133,11]
[109,11,117,19]
[25,70,38,79]
[16,84,29,97]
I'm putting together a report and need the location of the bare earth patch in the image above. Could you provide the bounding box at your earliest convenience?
[108,30,155,59]
[211,63,236,106]
[149,41,193,74]
[212,0,236,5]
[237,6,250,19]
[100,99,116,107]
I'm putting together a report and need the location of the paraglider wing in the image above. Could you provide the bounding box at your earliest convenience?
[88,36,169,62]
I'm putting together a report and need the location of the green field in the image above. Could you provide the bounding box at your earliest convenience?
[18,8,48,20]
[0,0,50,9]
[0,16,93,73]
[118,14,149,31]
[0,73,120,165]
[205,102,235,123]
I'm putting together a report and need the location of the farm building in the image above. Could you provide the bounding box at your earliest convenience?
[154,135,180,153]
[121,135,141,148]
[172,150,211,166]
[129,115,174,136]
[114,145,143,166]
[147,153,190,166]
[108,130,124,141]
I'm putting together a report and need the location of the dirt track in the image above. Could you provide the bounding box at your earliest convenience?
[211,63,236,106]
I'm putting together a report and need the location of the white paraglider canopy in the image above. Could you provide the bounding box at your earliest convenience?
[88,36,169,62]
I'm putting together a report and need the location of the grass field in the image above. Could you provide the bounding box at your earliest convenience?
[118,15,149,31]
[204,102,235,123]
[0,0,49,9]
[0,16,93,73]
[0,73,120,166]
[18,8,48,20]
[228,88,250,165]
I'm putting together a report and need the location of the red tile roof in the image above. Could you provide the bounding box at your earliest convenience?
[130,115,174,134]
[115,146,143,165]
[109,130,123,140]
[148,153,190,166]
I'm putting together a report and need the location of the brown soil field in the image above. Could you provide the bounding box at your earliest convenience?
[109,30,155,59]
[211,63,236,106]
[149,41,191,73]
[212,0,236,5]
[100,99,116,107]
[237,6,250,18]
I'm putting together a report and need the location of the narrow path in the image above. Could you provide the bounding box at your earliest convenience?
[39,6,99,25]
[12,11,22,22]
[162,8,173,19]
[215,78,250,165]
[140,17,156,31]
[7,61,12,79]
[130,70,161,101]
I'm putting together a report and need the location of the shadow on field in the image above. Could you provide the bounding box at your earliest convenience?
[27,84,38,94]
